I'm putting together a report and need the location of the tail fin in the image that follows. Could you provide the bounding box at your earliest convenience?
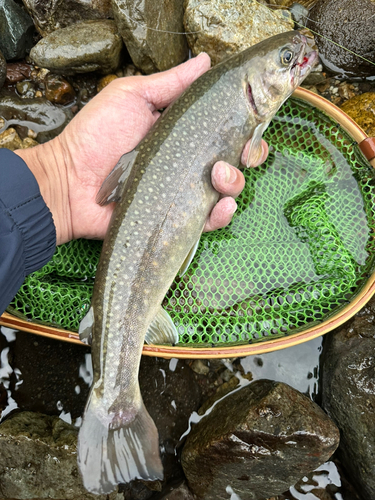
[77,393,163,494]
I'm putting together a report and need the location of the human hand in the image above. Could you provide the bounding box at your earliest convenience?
[15,53,268,245]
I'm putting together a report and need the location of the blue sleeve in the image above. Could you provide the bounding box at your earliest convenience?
[0,148,56,315]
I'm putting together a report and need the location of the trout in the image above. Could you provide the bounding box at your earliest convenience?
[77,31,318,494]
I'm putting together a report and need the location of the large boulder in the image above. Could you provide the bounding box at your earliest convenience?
[184,0,294,66]
[0,0,34,60]
[182,379,339,500]
[321,297,375,500]
[307,0,375,77]
[112,0,189,74]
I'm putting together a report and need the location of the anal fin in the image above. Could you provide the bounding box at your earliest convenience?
[79,306,94,345]
[145,306,179,345]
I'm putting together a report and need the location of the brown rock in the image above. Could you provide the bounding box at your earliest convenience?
[45,74,75,105]
[0,127,23,149]
[97,74,117,92]
[5,62,33,84]
[181,380,339,500]
[340,92,375,138]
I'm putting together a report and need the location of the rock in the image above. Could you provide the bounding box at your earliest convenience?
[45,74,76,105]
[157,480,195,499]
[321,299,375,500]
[16,80,35,98]
[340,92,375,138]
[0,50,5,89]
[184,0,294,66]
[5,62,33,84]
[97,73,117,92]
[0,0,35,61]
[0,411,122,499]
[0,90,73,142]
[22,0,113,37]
[307,0,375,77]
[0,128,24,149]
[112,0,188,74]
[30,20,123,75]
[181,379,339,500]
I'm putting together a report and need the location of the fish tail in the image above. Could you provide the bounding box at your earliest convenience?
[77,391,163,494]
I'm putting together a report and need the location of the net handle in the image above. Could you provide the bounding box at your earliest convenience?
[293,87,375,168]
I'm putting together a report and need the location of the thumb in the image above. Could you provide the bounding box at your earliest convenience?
[136,53,211,110]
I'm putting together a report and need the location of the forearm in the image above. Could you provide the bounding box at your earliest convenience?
[14,138,72,245]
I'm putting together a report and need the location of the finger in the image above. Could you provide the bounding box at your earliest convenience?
[241,139,269,167]
[203,197,237,233]
[211,161,245,198]
[136,53,211,110]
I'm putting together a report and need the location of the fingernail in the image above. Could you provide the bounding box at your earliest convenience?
[224,163,237,184]
[229,201,238,215]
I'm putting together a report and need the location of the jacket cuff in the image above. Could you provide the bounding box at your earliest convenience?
[0,148,56,276]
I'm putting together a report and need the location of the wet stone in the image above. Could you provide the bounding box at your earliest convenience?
[22,0,113,37]
[30,20,123,75]
[181,379,339,500]
[340,92,375,138]
[184,0,294,66]
[0,128,38,150]
[16,80,35,98]
[0,50,5,90]
[45,74,76,105]
[0,411,122,499]
[97,73,118,93]
[5,63,33,85]
[321,301,375,500]
[0,90,73,142]
[112,0,189,74]
[0,0,35,61]
[307,0,375,77]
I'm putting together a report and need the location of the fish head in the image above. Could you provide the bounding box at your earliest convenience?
[244,31,319,121]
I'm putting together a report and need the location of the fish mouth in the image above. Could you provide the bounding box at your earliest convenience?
[298,50,319,77]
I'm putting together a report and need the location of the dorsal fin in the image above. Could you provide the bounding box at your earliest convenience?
[96,150,138,206]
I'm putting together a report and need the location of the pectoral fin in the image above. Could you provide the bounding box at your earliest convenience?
[79,306,94,345]
[179,233,202,277]
[96,149,138,206]
[246,121,270,168]
[145,306,179,345]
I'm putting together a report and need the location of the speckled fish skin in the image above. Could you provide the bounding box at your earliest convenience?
[77,31,317,494]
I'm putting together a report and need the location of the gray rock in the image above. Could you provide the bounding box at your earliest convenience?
[22,0,113,36]
[30,20,123,75]
[0,51,6,89]
[184,0,294,66]
[0,90,73,142]
[321,299,375,500]
[112,0,188,74]
[0,0,35,61]
[307,0,375,77]
[181,379,339,500]
[0,411,122,499]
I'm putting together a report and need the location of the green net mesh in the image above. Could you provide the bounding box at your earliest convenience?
[8,97,375,346]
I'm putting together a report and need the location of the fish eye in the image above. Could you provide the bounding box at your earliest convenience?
[280,48,294,66]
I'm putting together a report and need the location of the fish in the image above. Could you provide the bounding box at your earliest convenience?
[77,30,318,494]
